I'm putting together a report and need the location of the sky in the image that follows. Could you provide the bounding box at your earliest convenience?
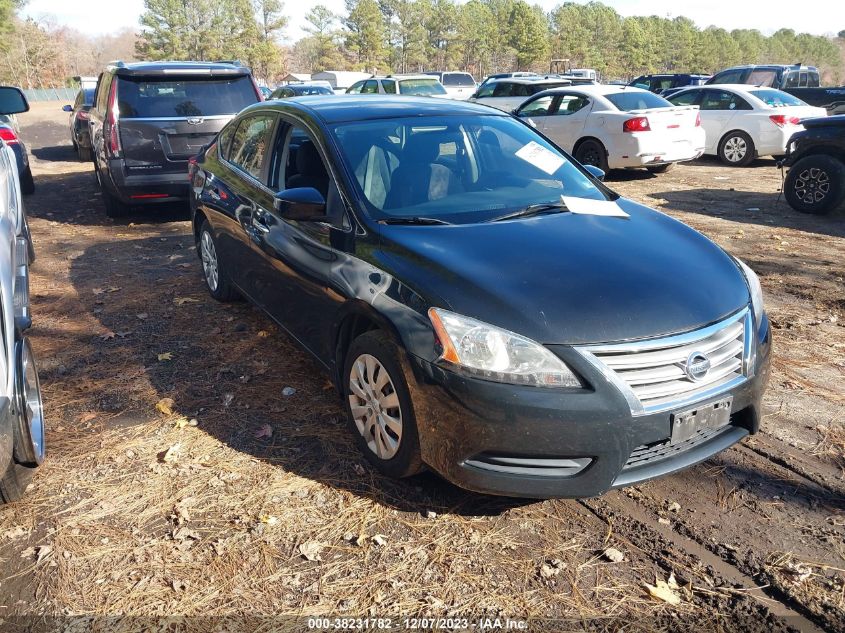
[20,0,845,43]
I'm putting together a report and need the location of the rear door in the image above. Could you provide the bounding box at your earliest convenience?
[697,89,749,152]
[116,73,259,175]
[540,93,591,151]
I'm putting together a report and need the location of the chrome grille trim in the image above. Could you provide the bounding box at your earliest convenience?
[577,308,753,415]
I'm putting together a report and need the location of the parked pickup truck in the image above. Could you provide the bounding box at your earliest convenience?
[779,114,845,215]
[706,64,845,115]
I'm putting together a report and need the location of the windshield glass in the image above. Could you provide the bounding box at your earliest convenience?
[292,85,333,95]
[749,89,806,108]
[332,114,608,224]
[398,79,447,96]
[116,76,258,118]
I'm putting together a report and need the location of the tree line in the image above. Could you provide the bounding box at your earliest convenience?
[0,0,842,89]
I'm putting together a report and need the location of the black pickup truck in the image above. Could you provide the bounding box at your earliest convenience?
[780,114,845,215]
[706,65,845,115]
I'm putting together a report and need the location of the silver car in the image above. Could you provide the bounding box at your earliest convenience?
[0,86,44,503]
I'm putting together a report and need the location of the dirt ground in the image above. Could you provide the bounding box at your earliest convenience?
[0,101,843,632]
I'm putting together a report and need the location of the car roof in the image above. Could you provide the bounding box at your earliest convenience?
[501,77,571,85]
[716,64,818,72]
[673,83,780,94]
[253,95,507,123]
[110,61,251,76]
[534,84,652,97]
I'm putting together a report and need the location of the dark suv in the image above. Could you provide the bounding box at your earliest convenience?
[629,74,709,96]
[89,61,261,217]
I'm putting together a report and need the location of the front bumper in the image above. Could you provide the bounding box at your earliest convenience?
[405,316,771,498]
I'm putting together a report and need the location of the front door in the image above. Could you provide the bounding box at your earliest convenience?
[540,93,592,152]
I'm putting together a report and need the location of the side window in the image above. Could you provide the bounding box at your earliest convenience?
[218,122,237,161]
[228,114,276,180]
[519,95,554,116]
[711,70,743,84]
[361,80,379,94]
[381,80,396,94]
[699,90,749,111]
[347,81,364,94]
[556,95,589,115]
[95,73,109,111]
[492,82,514,97]
[632,77,650,90]
[475,82,496,98]
[784,72,800,89]
[807,71,820,88]
[669,90,699,106]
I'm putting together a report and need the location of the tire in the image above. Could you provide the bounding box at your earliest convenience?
[647,163,675,174]
[343,331,422,478]
[574,139,609,173]
[103,189,130,218]
[198,220,239,301]
[784,154,845,215]
[0,462,35,504]
[718,131,755,166]
[77,145,92,162]
[20,166,35,195]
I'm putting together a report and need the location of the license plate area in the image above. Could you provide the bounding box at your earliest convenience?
[670,397,732,445]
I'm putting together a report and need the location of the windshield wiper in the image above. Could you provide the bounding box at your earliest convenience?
[489,201,569,223]
[379,217,451,225]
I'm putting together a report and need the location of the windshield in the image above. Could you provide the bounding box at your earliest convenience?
[293,85,333,95]
[398,79,447,96]
[749,89,806,108]
[331,114,608,224]
[605,91,672,111]
[116,76,259,118]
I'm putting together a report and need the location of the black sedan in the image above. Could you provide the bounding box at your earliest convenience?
[270,84,334,99]
[188,96,771,498]
[62,88,95,161]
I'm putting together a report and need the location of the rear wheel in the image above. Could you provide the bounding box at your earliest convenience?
[343,331,422,478]
[574,139,609,173]
[103,189,130,218]
[784,154,845,215]
[20,166,34,195]
[199,220,239,301]
[647,164,675,174]
[77,145,92,162]
[718,131,755,166]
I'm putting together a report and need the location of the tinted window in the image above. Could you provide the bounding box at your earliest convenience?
[347,81,365,94]
[784,72,800,89]
[519,95,554,116]
[605,91,671,111]
[116,76,258,118]
[746,69,778,87]
[668,90,699,106]
[361,80,379,94]
[555,95,589,115]
[699,90,752,111]
[492,82,514,97]
[806,71,820,88]
[381,79,397,94]
[331,115,608,223]
[711,69,744,84]
[749,89,806,107]
[398,79,447,95]
[291,85,333,96]
[228,114,275,179]
[631,76,650,90]
[444,73,475,87]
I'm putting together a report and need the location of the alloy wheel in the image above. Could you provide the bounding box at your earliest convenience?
[348,353,403,460]
[723,136,747,163]
[793,167,830,205]
[200,230,219,292]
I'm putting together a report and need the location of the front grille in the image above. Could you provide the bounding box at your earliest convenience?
[578,309,751,414]
[622,425,729,471]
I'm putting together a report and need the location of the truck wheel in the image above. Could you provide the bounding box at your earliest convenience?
[784,154,845,215]
[718,131,755,166]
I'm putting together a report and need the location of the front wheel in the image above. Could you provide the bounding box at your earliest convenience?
[344,331,422,478]
[574,139,609,173]
[784,154,845,215]
[718,131,755,167]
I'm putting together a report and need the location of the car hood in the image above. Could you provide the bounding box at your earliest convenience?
[378,198,750,345]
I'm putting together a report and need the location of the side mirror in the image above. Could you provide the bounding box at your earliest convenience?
[0,87,29,115]
[62,104,73,112]
[273,187,328,221]
[584,164,605,181]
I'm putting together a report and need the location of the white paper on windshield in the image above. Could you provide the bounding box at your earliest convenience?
[561,195,630,218]
[515,141,565,174]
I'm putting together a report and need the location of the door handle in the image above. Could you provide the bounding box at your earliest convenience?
[253,209,271,233]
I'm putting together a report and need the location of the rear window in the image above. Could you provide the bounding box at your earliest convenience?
[444,73,475,87]
[116,75,258,119]
[749,89,806,108]
[605,91,671,111]
[398,79,447,96]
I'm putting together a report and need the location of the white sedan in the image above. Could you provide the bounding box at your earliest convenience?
[667,85,827,166]
[514,85,705,173]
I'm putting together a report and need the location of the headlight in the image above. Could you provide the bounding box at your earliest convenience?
[428,308,582,388]
[736,258,765,328]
